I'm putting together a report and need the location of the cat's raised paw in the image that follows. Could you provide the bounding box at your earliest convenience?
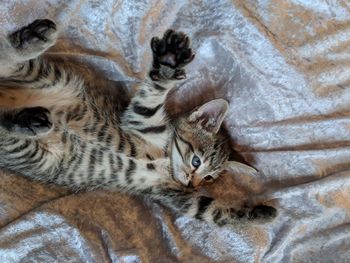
[8,19,57,56]
[150,29,195,80]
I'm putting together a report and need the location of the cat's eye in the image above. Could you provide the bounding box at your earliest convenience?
[191,155,201,168]
[204,175,213,181]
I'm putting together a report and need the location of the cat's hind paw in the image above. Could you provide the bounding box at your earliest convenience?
[150,29,195,81]
[8,19,57,58]
[249,205,277,221]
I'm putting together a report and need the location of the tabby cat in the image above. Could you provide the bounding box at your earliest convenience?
[0,19,276,226]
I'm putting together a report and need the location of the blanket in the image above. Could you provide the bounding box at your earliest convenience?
[0,0,349,262]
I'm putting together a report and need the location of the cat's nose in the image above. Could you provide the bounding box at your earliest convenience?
[190,174,202,188]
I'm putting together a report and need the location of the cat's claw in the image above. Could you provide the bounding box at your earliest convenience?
[150,29,195,80]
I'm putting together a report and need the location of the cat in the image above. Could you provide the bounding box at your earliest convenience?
[0,19,276,226]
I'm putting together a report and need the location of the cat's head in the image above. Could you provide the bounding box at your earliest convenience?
[170,99,232,187]
[170,99,258,187]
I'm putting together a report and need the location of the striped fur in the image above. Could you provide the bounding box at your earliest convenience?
[0,20,277,227]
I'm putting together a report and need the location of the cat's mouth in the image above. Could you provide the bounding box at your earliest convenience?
[173,170,203,188]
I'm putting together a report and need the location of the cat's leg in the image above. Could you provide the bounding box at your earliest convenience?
[0,19,81,97]
[0,19,57,80]
[121,30,195,147]
[153,188,277,226]
[0,104,170,189]
[0,106,64,181]
[0,105,115,186]
[0,19,85,115]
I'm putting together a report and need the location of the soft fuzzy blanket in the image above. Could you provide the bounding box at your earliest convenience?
[0,1,349,262]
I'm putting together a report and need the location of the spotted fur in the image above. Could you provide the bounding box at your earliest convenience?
[0,19,276,226]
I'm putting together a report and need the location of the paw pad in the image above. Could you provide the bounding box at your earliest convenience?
[150,29,195,80]
[13,107,52,135]
[9,19,57,49]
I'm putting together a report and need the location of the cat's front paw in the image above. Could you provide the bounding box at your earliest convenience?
[9,19,57,56]
[150,29,195,80]
[1,107,52,136]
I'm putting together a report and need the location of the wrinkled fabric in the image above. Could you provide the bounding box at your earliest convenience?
[0,0,350,262]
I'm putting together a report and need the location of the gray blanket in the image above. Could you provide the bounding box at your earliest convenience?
[0,0,349,262]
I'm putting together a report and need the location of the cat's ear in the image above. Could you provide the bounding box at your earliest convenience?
[224,161,258,176]
[188,99,229,134]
